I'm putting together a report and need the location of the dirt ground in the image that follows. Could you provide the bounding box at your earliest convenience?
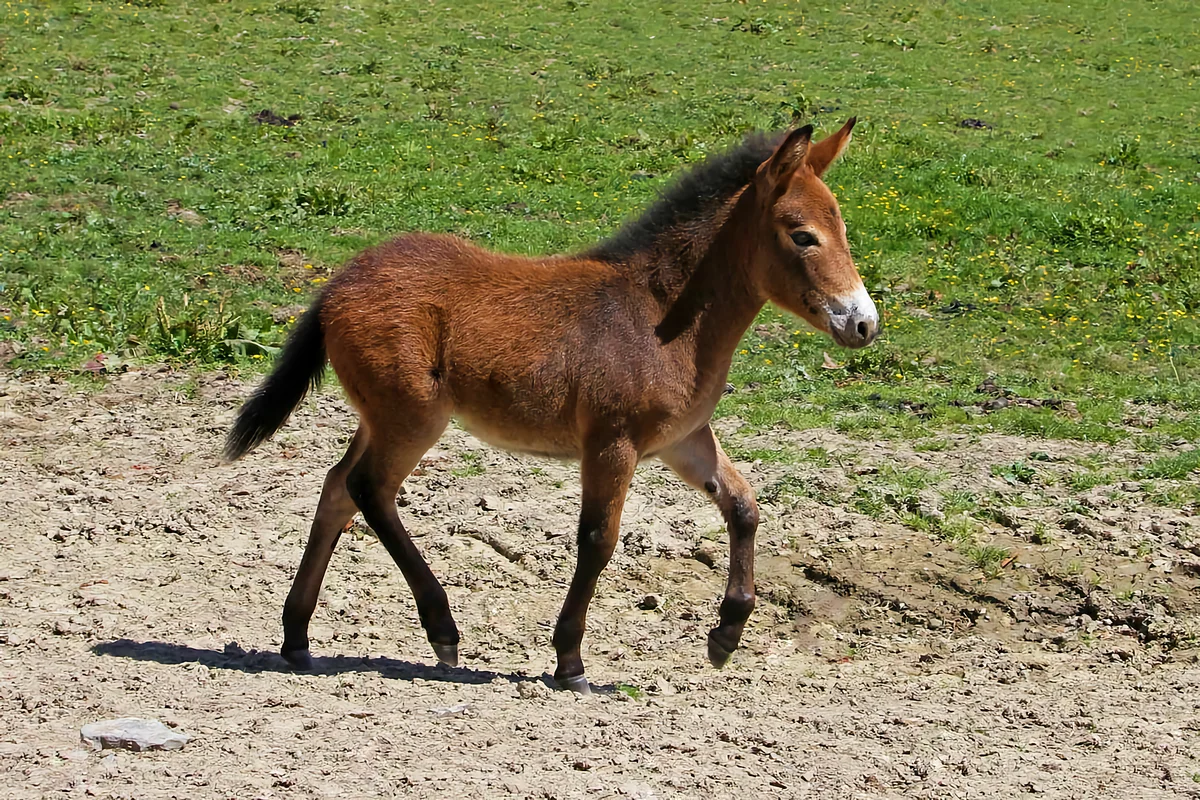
[2,368,1200,799]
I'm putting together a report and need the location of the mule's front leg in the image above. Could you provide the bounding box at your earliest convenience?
[660,424,760,668]
[552,438,637,694]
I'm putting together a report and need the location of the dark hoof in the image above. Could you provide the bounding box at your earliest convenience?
[555,674,592,695]
[707,632,735,669]
[282,646,314,671]
[432,642,459,668]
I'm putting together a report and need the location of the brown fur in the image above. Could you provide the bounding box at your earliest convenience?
[227,119,878,689]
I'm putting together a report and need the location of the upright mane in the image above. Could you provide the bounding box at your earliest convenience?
[586,130,784,267]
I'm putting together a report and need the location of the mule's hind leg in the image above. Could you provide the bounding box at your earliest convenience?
[346,428,459,666]
[552,437,638,693]
[281,428,368,670]
[659,424,759,669]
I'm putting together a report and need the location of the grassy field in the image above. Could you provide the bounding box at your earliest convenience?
[2,0,1199,452]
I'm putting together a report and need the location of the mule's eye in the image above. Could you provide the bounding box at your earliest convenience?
[790,230,818,248]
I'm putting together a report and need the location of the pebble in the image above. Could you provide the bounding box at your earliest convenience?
[80,719,190,752]
[429,702,472,717]
[477,496,508,512]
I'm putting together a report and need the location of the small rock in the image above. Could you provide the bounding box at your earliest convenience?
[52,618,89,636]
[1107,646,1135,662]
[477,496,502,512]
[429,702,471,717]
[81,719,189,752]
[168,102,181,110]
[990,507,1021,530]
[516,681,551,701]
[1060,513,1114,540]
[638,594,662,611]
[166,200,204,226]
[692,545,718,568]
[916,502,945,523]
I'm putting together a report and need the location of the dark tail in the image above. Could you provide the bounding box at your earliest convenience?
[224,297,327,461]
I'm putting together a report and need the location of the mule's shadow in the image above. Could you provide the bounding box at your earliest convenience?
[93,638,529,686]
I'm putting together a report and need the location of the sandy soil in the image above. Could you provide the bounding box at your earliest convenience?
[2,369,1200,799]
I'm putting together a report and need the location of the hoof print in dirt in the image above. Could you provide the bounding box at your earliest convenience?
[638,593,663,610]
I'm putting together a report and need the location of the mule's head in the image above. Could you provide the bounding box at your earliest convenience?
[752,119,879,348]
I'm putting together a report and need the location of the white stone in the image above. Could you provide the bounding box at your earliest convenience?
[80,719,190,752]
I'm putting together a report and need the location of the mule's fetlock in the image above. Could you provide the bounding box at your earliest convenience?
[718,590,756,624]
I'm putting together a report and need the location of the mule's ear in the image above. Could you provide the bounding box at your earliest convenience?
[757,125,813,191]
[804,117,856,178]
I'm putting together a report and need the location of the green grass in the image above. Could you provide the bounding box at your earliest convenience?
[1067,469,1125,492]
[990,461,1038,485]
[1138,449,1200,480]
[615,682,644,700]
[452,450,485,478]
[724,445,797,464]
[2,0,1199,444]
[965,543,1011,580]
[850,465,939,517]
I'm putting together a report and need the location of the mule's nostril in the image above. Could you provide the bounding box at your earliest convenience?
[857,320,869,339]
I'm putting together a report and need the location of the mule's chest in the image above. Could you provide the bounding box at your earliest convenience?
[637,378,727,456]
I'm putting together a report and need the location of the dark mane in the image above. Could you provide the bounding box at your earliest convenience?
[586,130,783,264]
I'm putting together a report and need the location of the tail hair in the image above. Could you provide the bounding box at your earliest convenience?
[223,298,327,461]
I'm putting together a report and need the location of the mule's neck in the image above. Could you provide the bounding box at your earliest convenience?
[653,185,770,370]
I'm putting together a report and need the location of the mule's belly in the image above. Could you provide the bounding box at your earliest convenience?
[452,409,581,460]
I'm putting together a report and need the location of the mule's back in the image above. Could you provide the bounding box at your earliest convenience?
[318,232,670,457]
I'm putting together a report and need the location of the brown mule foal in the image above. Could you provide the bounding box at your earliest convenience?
[225,119,879,693]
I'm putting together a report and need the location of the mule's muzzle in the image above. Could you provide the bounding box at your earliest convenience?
[828,289,880,349]
[833,311,879,348]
